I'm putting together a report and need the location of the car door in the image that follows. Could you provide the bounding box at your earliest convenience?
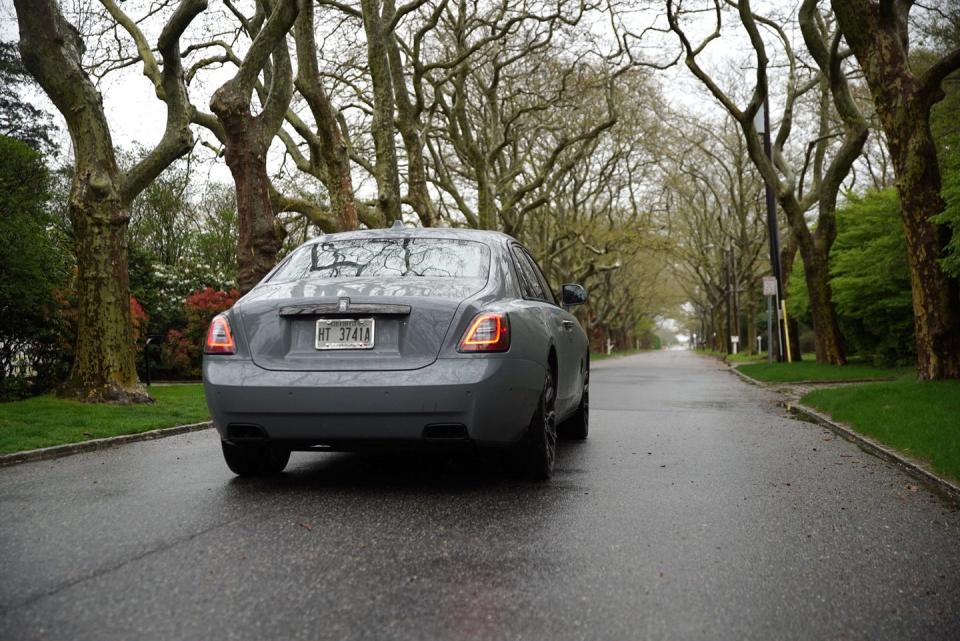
[510,245,578,415]
[522,248,584,413]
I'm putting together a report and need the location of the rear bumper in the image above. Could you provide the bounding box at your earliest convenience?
[203,356,545,447]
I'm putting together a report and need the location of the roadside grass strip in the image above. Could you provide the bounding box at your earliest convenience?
[0,384,209,455]
[736,360,909,382]
[700,349,767,364]
[801,377,960,484]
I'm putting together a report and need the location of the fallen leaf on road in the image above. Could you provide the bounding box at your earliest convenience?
[299,522,313,531]
[906,484,919,493]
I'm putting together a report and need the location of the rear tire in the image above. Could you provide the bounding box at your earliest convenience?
[560,368,589,440]
[520,372,558,480]
[221,441,290,477]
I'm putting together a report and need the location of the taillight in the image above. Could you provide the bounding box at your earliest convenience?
[204,314,236,354]
[458,312,510,353]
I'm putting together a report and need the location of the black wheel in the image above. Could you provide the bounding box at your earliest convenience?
[221,441,290,477]
[560,367,589,440]
[521,371,558,479]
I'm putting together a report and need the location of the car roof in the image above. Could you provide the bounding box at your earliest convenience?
[298,226,518,248]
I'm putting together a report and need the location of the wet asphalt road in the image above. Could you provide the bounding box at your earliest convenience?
[1,350,959,641]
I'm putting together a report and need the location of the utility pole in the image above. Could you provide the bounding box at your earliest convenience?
[756,98,786,361]
[729,245,740,355]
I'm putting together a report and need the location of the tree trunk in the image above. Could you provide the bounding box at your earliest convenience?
[361,0,402,226]
[13,0,205,403]
[713,304,726,352]
[889,106,960,378]
[217,109,284,293]
[779,240,802,362]
[210,0,298,293]
[294,1,358,231]
[381,0,436,227]
[831,0,960,379]
[800,247,846,364]
[63,172,148,402]
[747,281,758,354]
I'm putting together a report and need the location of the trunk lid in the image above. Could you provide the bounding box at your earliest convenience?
[238,278,485,371]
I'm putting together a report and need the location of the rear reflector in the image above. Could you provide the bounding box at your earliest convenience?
[204,314,236,354]
[458,312,510,352]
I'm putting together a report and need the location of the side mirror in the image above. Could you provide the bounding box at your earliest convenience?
[561,283,588,308]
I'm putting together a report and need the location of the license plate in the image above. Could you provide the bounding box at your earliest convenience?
[315,318,375,350]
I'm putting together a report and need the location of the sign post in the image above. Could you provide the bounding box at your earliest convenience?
[762,276,778,364]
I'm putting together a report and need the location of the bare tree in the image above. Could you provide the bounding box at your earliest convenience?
[666,0,869,364]
[424,1,620,232]
[663,113,769,354]
[293,0,359,231]
[14,0,206,402]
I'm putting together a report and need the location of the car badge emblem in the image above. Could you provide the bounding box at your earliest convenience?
[338,297,350,312]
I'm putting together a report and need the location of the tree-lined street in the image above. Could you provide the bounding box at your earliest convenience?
[1,351,957,641]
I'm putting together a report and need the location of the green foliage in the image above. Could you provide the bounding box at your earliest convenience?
[0,41,58,155]
[830,189,914,365]
[932,72,960,278]
[802,377,960,484]
[0,136,71,399]
[0,384,208,455]
[125,158,238,341]
[786,189,914,366]
[785,263,810,326]
[161,287,239,378]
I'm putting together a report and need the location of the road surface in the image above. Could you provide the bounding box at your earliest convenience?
[1,350,958,640]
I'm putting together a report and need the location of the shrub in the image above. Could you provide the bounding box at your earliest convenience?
[161,287,239,378]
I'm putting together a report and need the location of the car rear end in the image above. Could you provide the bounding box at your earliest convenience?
[203,233,545,452]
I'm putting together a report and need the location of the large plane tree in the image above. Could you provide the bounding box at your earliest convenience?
[14,0,206,402]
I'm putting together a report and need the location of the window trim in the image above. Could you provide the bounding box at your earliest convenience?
[509,244,556,305]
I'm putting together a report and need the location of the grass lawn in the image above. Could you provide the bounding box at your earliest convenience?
[736,360,910,382]
[802,377,960,483]
[698,349,774,364]
[0,384,209,456]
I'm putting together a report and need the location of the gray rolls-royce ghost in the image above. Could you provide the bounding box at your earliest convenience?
[203,227,590,479]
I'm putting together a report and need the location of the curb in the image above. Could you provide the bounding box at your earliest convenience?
[0,421,213,469]
[730,366,960,505]
[726,364,895,387]
[782,402,960,505]
[728,366,763,387]
[725,364,960,504]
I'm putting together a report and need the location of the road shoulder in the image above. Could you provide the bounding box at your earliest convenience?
[0,421,213,468]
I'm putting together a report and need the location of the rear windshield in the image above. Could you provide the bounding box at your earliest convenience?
[270,238,491,281]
